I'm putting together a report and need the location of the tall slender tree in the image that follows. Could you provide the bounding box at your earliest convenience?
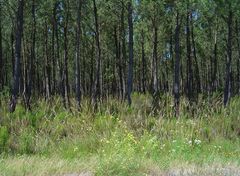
[0,2,3,90]
[223,5,233,106]
[9,0,24,112]
[75,0,82,109]
[63,0,70,108]
[120,0,126,100]
[236,20,240,94]
[186,1,193,101]
[141,29,146,93]
[24,0,36,110]
[127,1,133,106]
[92,0,102,108]
[174,12,181,117]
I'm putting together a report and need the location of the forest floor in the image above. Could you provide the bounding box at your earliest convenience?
[0,94,240,175]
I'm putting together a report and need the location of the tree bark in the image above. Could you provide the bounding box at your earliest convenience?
[44,21,51,100]
[0,3,3,90]
[9,0,24,112]
[141,29,146,93]
[92,0,102,109]
[63,0,70,108]
[236,20,240,94]
[127,1,133,106]
[114,26,123,98]
[174,12,181,118]
[223,7,233,107]
[190,13,201,94]
[51,3,56,95]
[151,14,160,112]
[24,0,36,110]
[75,0,82,109]
[212,29,218,92]
[121,0,126,99]
[186,3,193,101]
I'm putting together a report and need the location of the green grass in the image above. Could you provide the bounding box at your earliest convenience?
[0,93,239,175]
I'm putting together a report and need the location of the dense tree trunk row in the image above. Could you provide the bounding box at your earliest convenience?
[0,0,238,114]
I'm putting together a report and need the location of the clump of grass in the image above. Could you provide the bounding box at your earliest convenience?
[0,126,9,153]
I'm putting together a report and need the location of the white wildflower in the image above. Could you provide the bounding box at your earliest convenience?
[194,139,201,145]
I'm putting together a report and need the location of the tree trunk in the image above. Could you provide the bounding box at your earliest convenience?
[63,0,70,108]
[121,0,126,99]
[224,7,233,106]
[236,20,240,94]
[0,3,3,90]
[127,1,133,106]
[11,29,14,77]
[114,26,122,98]
[141,29,146,93]
[152,21,159,111]
[9,0,24,112]
[25,0,36,110]
[51,3,56,95]
[75,0,82,109]
[191,13,201,94]
[186,3,193,101]
[212,29,218,92]
[44,21,51,100]
[92,0,102,109]
[174,12,181,117]
[54,2,64,99]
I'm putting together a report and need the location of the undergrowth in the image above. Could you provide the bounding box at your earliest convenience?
[0,93,239,175]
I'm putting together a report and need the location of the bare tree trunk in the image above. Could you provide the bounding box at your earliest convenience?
[51,3,56,95]
[186,3,193,101]
[54,1,64,100]
[75,0,82,109]
[121,0,126,99]
[0,3,3,90]
[9,0,24,112]
[127,1,133,106]
[25,0,36,110]
[90,39,94,97]
[11,29,14,77]
[63,0,70,108]
[224,7,233,106]
[174,12,181,118]
[141,29,146,93]
[191,13,201,94]
[114,26,122,98]
[152,21,159,111]
[44,21,51,100]
[92,0,102,109]
[212,28,218,92]
[236,20,240,94]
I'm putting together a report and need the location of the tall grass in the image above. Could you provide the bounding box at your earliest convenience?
[0,93,239,175]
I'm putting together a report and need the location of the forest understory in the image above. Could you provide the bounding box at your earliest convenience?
[0,94,240,176]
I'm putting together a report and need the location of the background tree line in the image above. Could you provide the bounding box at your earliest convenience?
[0,0,240,116]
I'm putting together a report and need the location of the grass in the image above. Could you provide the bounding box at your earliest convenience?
[0,93,239,175]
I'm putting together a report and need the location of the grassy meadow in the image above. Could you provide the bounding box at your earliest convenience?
[0,93,240,175]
